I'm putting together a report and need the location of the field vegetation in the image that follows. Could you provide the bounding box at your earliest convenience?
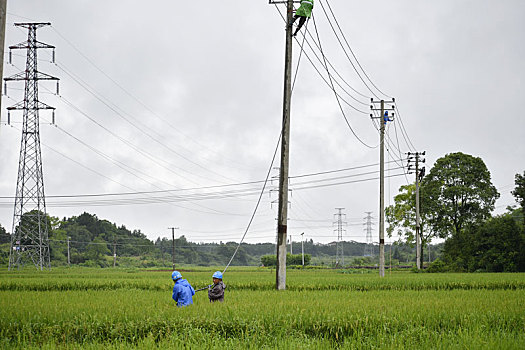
[0,268,523,349]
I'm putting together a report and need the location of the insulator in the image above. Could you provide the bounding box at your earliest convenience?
[52,49,56,63]
[56,82,59,95]
[8,50,12,64]
[7,111,10,125]
[52,110,55,125]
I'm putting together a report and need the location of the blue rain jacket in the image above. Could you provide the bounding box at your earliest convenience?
[172,278,195,307]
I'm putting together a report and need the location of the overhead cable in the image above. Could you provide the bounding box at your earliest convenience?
[311,13,376,149]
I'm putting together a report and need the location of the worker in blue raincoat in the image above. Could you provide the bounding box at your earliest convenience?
[291,0,314,37]
[171,271,195,307]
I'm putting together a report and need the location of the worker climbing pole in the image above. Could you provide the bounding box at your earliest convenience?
[275,0,294,291]
[291,0,314,37]
[217,1,313,291]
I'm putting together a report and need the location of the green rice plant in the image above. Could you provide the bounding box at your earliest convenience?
[0,268,523,349]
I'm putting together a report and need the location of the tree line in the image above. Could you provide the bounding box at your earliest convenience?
[0,211,432,268]
[386,152,524,272]
[2,151,522,272]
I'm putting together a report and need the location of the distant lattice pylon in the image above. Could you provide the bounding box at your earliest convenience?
[334,208,346,266]
[364,212,374,257]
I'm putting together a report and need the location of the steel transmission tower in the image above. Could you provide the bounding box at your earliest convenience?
[333,208,346,267]
[5,23,58,270]
[364,212,374,257]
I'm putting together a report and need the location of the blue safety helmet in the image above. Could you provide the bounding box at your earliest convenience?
[172,270,182,280]
[212,271,223,279]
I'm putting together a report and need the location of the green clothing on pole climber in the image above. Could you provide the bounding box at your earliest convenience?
[296,0,314,18]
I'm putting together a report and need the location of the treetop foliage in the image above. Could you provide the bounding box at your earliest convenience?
[422,152,499,238]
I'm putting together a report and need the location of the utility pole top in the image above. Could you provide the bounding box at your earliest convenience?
[14,22,51,28]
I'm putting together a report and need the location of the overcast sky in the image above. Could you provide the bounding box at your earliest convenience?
[0,0,523,246]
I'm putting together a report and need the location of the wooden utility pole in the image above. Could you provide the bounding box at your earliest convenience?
[275,0,294,290]
[0,0,6,112]
[371,99,395,277]
[169,227,179,271]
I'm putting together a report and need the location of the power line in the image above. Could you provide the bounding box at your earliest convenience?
[393,104,417,151]
[222,131,282,274]
[8,127,251,218]
[274,5,371,111]
[49,26,251,172]
[6,61,207,188]
[0,172,406,208]
[321,0,392,99]
[52,61,237,184]
[0,158,406,199]
[311,13,376,149]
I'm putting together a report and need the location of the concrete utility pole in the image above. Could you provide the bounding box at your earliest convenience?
[67,236,70,267]
[408,151,425,269]
[371,99,395,277]
[289,234,292,255]
[0,0,6,113]
[301,232,304,266]
[113,238,117,268]
[169,227,179,271]
[274,0,294,290]
[415,156,420,269]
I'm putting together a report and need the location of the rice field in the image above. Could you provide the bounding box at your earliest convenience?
[0,268,524,349]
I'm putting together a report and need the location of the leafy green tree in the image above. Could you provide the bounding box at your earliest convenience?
[261,255,276,267]
[49,228,68,265]
[85,237,110,267]
[0,223,9,265]
[443,214,523,272]
[0,223,9,244]
[386,183,435,266]
[512,171,525,226]
[14,210,52,244]
[261,254,311,267]
[423,152,499,238]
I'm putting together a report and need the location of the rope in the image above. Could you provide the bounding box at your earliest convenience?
[222,10,308,275]
[222,132,282,274]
